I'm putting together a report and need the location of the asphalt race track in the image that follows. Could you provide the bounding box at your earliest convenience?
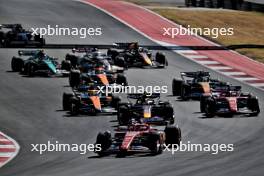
[0,0,263,175]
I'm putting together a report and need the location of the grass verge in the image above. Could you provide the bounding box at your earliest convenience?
[123,0,264,63]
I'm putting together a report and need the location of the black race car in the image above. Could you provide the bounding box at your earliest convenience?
[107,42,168,68]
[65,48,125,71]
[117,93,174,125]
[0,24,45,47]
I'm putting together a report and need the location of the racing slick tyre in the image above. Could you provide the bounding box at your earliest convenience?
[200,95,211,113]
[114,56,126,68]
[11,57,23,72]
[27,63,35,77]
[69,70,80,88]
[163,103,175,124]
[117,104,130,125]
[155,52,167,68]
[61,60,71,71]
[65,54,79,68]
[164,126,181,146]
[107,49,119,59]
[62,93,74,111]
[70,97,80,115]
[116,74,128,86]
[172,79,183,96]
[248,96,260,116]
[204,98,216,118]
[180,83,190,100]
[148,133,163,155]
[96,131,112,156]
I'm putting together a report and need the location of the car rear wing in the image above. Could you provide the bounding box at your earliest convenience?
[127,93,160,99]
[180,71,210,78]
[0,24,22,29]
[71,47,97,53]
[113,42,139,49]
[18,50,40,56]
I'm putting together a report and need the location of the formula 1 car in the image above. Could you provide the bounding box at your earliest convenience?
[200,82,236,112]
[62,84,121,115]
[107,42,168,68]
[95,123,181,156]
[69,65,128,88]
[65,48,125,71]
[202,86,260,117]
[117,93,174,125]
[0,24,45,47]
[172,71,222,100]
[11,50,71,77]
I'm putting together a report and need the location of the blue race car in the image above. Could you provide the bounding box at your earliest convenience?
[0,24,45,47]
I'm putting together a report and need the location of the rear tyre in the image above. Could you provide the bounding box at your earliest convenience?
[61,60,71,71]
[69,70,80,88]
[11,57,23,72]
[96,132,112,156]
[70,98,80,115]
[114,57,126,68]
[155,52,167,67]
[117,104,130,125]
[27,63,35,77]
[62,93,74,111]
[180,83,190,100]
[204,98,216,118]
[248,96,260,116]
[164,104,175,124]
[200,95,210,113]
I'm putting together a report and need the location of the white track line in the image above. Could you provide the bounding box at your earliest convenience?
[197,60,220,65]
[209,66,233,70]
[0,139,9,142]
[0,145,16,148]
[249,83,264,87]
[222,72,247,76]
[0,153,15,157]
[185,55,209,59]
[235,77,260,81]
[176,50,198,54]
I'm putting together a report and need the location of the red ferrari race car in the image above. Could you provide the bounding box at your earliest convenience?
[201,86,260,117]
[95,123,181,156]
